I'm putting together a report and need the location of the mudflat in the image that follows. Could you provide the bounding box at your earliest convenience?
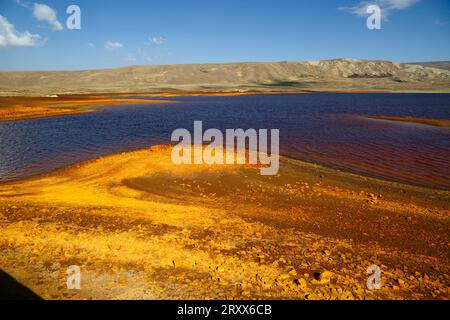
[0,145,448,300]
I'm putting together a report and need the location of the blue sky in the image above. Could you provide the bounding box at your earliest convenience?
[0,0,449,70]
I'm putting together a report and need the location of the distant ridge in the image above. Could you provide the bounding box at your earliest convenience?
[408,61,450,72]
[1,59,449,95]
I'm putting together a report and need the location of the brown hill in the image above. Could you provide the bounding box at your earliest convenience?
[1,59,449,95]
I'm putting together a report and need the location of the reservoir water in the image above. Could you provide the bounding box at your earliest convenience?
[0,93,449,189]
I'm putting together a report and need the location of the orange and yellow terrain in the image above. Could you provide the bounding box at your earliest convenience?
[0,145,448,300]
[0,95,170,122]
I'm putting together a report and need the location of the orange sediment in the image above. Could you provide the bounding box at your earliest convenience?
[0,95,170,122]
[0,145,448,300]
[368,115,450,127]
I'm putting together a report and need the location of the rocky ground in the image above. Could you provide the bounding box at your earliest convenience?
[0,146,448,300]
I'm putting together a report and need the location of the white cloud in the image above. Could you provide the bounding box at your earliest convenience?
[388,0,420,9]
[87,42,95,48]
[104,41,123,50]
[14,0,32,9]
[339,0,420,20]
[33,3,63,31]
[150,36,166,45]
[0,15,42,48]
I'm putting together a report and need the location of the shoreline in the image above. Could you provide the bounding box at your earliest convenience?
[2,144,448,191]
[0,95,171,122]
[0,145,448,300]
[368,115,450,127]
[0,91,308,122]
[1,90,449,122]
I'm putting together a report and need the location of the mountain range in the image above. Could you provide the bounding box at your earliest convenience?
[1,59,449,95]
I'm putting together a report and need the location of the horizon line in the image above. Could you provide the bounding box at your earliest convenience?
[1,58,449,73]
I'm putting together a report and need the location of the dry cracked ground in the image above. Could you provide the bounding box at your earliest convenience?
[0,146,448,300]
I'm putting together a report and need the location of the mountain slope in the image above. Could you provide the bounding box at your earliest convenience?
[1,59,449,95]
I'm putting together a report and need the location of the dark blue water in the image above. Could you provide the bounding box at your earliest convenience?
[0,93,449,189]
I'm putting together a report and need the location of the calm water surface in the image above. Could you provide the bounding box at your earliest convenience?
[0,93,449,189]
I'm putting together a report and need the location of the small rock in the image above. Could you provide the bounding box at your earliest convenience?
[314,271,333,284]
[294,278,308,288]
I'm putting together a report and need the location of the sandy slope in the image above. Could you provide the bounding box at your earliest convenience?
[0,146,448,300]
